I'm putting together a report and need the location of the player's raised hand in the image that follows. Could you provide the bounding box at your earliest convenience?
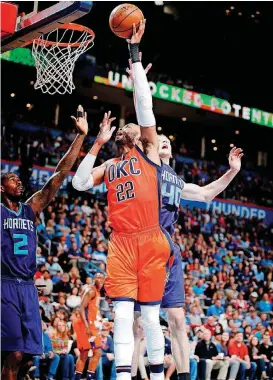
[71,105,88,136]
[126,19,146,44]
[126,53,152,81]
[228,146,244,172]
[96,111,116,146]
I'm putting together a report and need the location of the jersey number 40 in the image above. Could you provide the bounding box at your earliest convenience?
[162,182,182,207]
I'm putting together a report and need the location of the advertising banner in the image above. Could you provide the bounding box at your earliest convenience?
[95,71,273,129]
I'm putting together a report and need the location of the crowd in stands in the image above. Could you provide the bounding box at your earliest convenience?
[16,189,271,380]
[2,122,272,207]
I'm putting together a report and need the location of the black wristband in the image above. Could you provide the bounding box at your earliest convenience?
[128,43,140,63]
[77,110,83,118]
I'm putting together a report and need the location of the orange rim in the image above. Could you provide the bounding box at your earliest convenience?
[32,23,95,48]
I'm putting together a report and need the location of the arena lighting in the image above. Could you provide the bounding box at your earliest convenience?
[157,126,162,131]
[226,10,230,15]
[235,130,240,135]
[256,11,260,15]
[230,6,234,10]
[238,12,242,16]
[182,117,187,121]
[26,103,32,108]
[230,144,234,147]
[211,139,216,144]
[213,146,218,151]
[30,81,34,85]
[251,14,255,18]
[10,93,15,98]
[93,95,98,100]
[169,135,174,140]
[154,1,164,5]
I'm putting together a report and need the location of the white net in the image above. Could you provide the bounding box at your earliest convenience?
[32,25,94,95]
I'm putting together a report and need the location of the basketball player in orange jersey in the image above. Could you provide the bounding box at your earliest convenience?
[72,20,172,380]
[73,272,105,380]
[125,53,244,380]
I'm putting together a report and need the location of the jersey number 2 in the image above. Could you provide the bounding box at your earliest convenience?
[13,234,28,255]
[116,181,135,202]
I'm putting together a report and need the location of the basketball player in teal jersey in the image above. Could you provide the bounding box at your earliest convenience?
[1,105,88,380]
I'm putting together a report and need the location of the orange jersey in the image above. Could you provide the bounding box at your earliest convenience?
[87,285,101,323]
[73,286,102,351]
[104,145,161,232]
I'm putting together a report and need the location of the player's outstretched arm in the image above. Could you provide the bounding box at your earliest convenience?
[182,147,243,202]
[72,111,116,191]
[127,20,160,165]
[27,105,88,214]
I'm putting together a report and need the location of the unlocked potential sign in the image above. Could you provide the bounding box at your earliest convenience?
[95,71,273,129]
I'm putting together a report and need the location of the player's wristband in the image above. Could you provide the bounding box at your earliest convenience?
[128,43,140,63]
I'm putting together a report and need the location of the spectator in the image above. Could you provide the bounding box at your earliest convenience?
[32,321,60,380]
[66,287,81,309]
[207,299,225,317]
[51,320,74,380]
[97,323,116,380]
[35,270,53,296]
[192,279,206,296]
[39,295,55,320]
[244,308,262,329]
[68,242,83,266]
[218,332,240,380]
[260,313,271,329]
[46,256,64,277]
[249,292,259,307]
[228,332,257,380]
[248,336,269,379]
[195,329,229,380]
[91,242,107,264]
[259,332,273,377]
[243,325,253,341]
[53,273,72,294]
[188,305,202,327]
[40,306,51,324]
[258,294,273,313]
[204,317,217,336]
[81,199,93,216]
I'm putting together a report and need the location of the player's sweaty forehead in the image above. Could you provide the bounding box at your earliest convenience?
[2,173,20,182]
[122,123,139,131]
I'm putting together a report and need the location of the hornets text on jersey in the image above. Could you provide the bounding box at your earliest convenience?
[1,202,37,279]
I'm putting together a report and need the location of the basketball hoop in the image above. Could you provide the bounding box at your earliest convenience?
[32,23,95,95]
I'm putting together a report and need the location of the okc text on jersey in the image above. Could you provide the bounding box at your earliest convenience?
[108,157,141,182]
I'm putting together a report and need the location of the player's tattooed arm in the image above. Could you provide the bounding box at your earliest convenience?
[27,105,88,214]
[80,288,96,336]
[72,111,116,190]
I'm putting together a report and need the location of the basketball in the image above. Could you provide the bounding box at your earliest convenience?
[109,3,144,39]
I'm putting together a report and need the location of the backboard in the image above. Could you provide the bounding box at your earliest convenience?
[1,1,93,53]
